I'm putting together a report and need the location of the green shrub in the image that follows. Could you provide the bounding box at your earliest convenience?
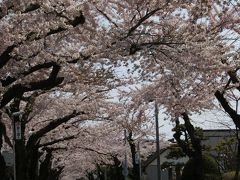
[222,171,240,180]
[182,155,221,180]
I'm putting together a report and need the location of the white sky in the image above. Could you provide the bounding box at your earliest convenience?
[159,107,235,140]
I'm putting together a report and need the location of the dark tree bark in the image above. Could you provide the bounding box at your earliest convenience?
[6,95,84,180]
[0,64,64,109]
[0,153,7,180]
[175,164,182,180]
[0,6,86,180]
[215,89,240,178]
[0,45,16,69]
[38,148,53,180]
[28,147,39,180]
[127,131,140,180]
[173,113,204,180]
[0,111,13,180]
[1,62,62,87]
[182,113,204,180]
[173,118,194,157]
[26,110,85,149]
[215,90,240,128]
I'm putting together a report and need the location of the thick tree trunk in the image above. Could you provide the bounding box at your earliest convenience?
[7,95,81,180]
[128,132,140,180]
[173,118,193,157]
[215,90,240,179]
[234,138,240,180]
[26,146,40,180]
[175,165,182,180]
[0,117,7,180]
[215,91,240,128]
[38,148,53,180]
[182,113,204,180]
[0,152,7,180]
[15,138,27,180]
[112,155,124,180]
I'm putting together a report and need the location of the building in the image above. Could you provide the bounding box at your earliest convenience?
[142,129,237,180]
[142,147,188,180]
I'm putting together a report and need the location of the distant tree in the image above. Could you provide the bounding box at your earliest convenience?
[213,137,238,173]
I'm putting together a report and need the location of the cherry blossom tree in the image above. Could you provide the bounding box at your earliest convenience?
[56,98,164,179]
[210,2,240,178]
[0,1,239,180]
[90,1,238,179]
[0,1,116,179]
[106,100,157,180]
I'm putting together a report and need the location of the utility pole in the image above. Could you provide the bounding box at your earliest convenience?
[122,129,128,180]
[155,102,161,180]
[137,141,142,180]
[134,141,141,180]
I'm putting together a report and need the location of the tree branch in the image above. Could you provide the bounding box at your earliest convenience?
[1,61,60,87]
[26,110,85,148]
[123,1,171,39]
[181,112,202,155]
[23,3,41,13]
[76,146,110,157]
[125,8,161,38]
[228,70,240,92]
[0,9,85,69]
[0,2,41,20]
[173,118,193,157]
[129,41,184,55]
[96,8,118,28]
[215,90,240,128]
[0,64,63,109]
[0,45,16,69]
[21,92,44,123]
[37,135,76,148]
